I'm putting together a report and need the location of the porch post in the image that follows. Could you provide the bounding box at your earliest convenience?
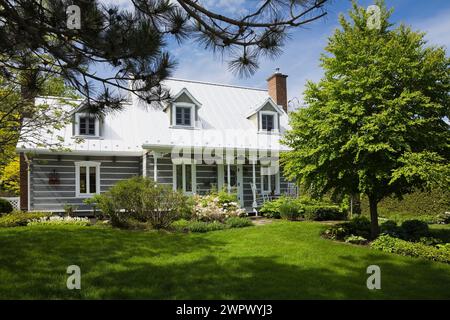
[252,160,257,215]
[142,150,147,177]
[153,152,158,182]
[227,164,231,194]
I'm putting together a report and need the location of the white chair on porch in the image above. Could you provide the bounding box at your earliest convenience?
[250,183,269,216]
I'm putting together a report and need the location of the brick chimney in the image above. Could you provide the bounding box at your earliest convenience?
[267,68,288,112]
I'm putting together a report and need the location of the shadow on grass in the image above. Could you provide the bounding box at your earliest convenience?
[0,225,449,299]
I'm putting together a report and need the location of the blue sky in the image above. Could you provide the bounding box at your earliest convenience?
[101,0,450,106]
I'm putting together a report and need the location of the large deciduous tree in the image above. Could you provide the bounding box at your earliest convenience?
[281,1,450,238]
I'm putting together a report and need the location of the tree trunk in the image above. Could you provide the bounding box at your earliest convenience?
[350,193,361,216]
[368,195,380,239]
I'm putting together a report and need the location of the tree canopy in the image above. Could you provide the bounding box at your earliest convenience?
[281,0,450,238]
[0,0,329,112]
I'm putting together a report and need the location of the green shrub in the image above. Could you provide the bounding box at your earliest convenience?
[435,212,450,224]
[323,216,371,241]
[261,196,347,221]
[0,198,13,214]
[216,189,239,206]
[437,243,450,250]
[63,204,78,217]
[279,198,301,221]
[371,235,450,264]
[225,217,253,228]
[380,220,401,237]
[400,220,429,241]
[418,237,443,246]
[361,188,450,220]
[260,198,283,219]
[172,217,251,232]
[344,235,368,245]
[171,219,190,231]
[303,205,346,221]
[346,216,371,239]
[187,221,227,233]
[95,177,188,229]
[28,216,90,226]
[0,211,51,228]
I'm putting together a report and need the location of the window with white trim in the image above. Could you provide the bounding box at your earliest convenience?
[172,103,195,127]
[75,161,101,197]
[261,166,280,195]
[175,106,191,126]
[75,113,100,137]
[259,111,278,132]
[173,163,195,193]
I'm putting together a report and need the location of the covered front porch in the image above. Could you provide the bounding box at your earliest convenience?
[140,145,292,212]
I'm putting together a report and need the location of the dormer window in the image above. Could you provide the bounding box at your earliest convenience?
[261,113,274,131]
[75,113,100,137]
[175,106,192,126]
[246,98,283,133]
[167,88,202,129]
[259,111,278,132]
[171,102,195,128]
[79,116,95,135]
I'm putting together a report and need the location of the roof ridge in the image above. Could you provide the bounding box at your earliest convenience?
[166,77,267,92]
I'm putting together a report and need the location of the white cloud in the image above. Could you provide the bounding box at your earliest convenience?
[200,0,248,15]
[99,0,133,11]
[415,8,450,49]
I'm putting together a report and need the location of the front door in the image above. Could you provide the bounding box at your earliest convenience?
[220,164,244,207]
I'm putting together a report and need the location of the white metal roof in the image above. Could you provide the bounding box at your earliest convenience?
[17,78,290,154]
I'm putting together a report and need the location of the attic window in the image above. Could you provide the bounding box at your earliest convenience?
[259,111,278,132]
[261,114,274,131]
[175,106,191,126]
[172,103,195,128]
[75,113,100,137]
[79,116,95,135]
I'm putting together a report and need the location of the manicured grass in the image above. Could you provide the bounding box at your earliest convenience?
[0,221,449,299]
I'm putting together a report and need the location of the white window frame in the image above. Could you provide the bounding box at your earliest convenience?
[172,103,195,128]
[259,111,279,132]
[173,163,196,194]
[260,166,280,195]
[75,161,101,198]
[75,113,100,137]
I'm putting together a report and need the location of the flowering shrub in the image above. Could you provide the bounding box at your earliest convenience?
[192,191,246,222]
[28,216,90,226]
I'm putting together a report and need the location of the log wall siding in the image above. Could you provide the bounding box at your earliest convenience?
[30,154,140,211]
[30,153,291,212]
[144,152,290,209]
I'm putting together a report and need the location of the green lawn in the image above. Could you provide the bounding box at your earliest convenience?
[0,221,449,299]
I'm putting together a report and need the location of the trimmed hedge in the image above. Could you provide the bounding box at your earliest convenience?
[371,235,450,264]
[361,189,450,222]
[260,196,346,221]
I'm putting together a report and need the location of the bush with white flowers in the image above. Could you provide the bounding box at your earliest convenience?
[28,216,90,226]
[192,190,246,222]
